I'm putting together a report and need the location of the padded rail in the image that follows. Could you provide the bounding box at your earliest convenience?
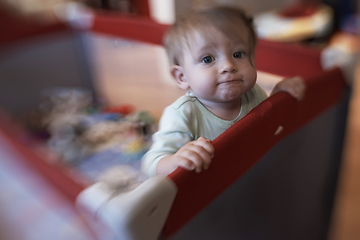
[164,67,346,237]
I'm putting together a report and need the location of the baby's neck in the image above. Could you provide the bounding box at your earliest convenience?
[201,99,242,121]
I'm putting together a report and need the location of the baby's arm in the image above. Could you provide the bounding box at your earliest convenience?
[271,76,306,100]
[156,137,214,176]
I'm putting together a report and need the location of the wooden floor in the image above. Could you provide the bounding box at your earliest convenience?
[328,51,360,239]
[89,32,360,240]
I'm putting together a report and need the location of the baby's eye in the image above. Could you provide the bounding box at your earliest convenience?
[233,52,244,58]
[201,56,215,64]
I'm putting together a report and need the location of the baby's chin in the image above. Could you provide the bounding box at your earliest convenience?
[217,88,247,102]
[194,88,245,105]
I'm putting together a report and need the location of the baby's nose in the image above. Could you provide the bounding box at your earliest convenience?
[219,58,238,74]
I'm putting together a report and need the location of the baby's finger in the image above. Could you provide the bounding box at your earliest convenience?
[195,137,215,157]
[176,157,196,171]
[288,85,303,100]
[176,148,206,173]
[197,137,212,143]
[291,76,305,87]
[281,77,306,101]
[193,145,213,170]
[292,77,306,100]
[193,138,214,170]
[187,149,209,172]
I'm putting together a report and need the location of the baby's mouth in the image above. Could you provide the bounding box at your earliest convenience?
[217,79,243,85]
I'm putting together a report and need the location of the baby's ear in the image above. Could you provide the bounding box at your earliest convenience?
[170,65,189,90]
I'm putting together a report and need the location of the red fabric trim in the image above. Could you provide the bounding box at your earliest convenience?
[278,3,319,17]
[0,8,69,49]
[132,0,151,17]
[255,40,323,78]
[163,67,346,237]
[91,13,169,45]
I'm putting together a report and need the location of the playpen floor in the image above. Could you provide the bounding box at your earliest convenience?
[89,32,360,240]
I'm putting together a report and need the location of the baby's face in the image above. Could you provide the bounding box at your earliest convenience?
[180,24,257,107]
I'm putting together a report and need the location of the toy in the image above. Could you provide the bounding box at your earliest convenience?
[27,87,155,166]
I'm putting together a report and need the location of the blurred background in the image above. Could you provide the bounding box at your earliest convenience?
[0,0,359,239]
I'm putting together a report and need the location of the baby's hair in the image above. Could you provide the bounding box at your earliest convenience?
[164,6,257,66]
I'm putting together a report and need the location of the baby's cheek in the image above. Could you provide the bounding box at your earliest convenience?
[198,85,216,98]
[195,76,216,92]
[246,66,257,83]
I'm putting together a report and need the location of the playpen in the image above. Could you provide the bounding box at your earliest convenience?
[0,3,350,240]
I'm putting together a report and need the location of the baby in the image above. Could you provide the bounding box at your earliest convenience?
[141,6,306,177]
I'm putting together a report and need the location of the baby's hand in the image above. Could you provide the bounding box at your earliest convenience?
[172,137,214,173]
[271,76,306,101]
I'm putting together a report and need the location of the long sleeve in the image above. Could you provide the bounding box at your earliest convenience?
[141,97,196,177]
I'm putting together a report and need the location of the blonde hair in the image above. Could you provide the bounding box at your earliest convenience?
[163,6,257,66]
